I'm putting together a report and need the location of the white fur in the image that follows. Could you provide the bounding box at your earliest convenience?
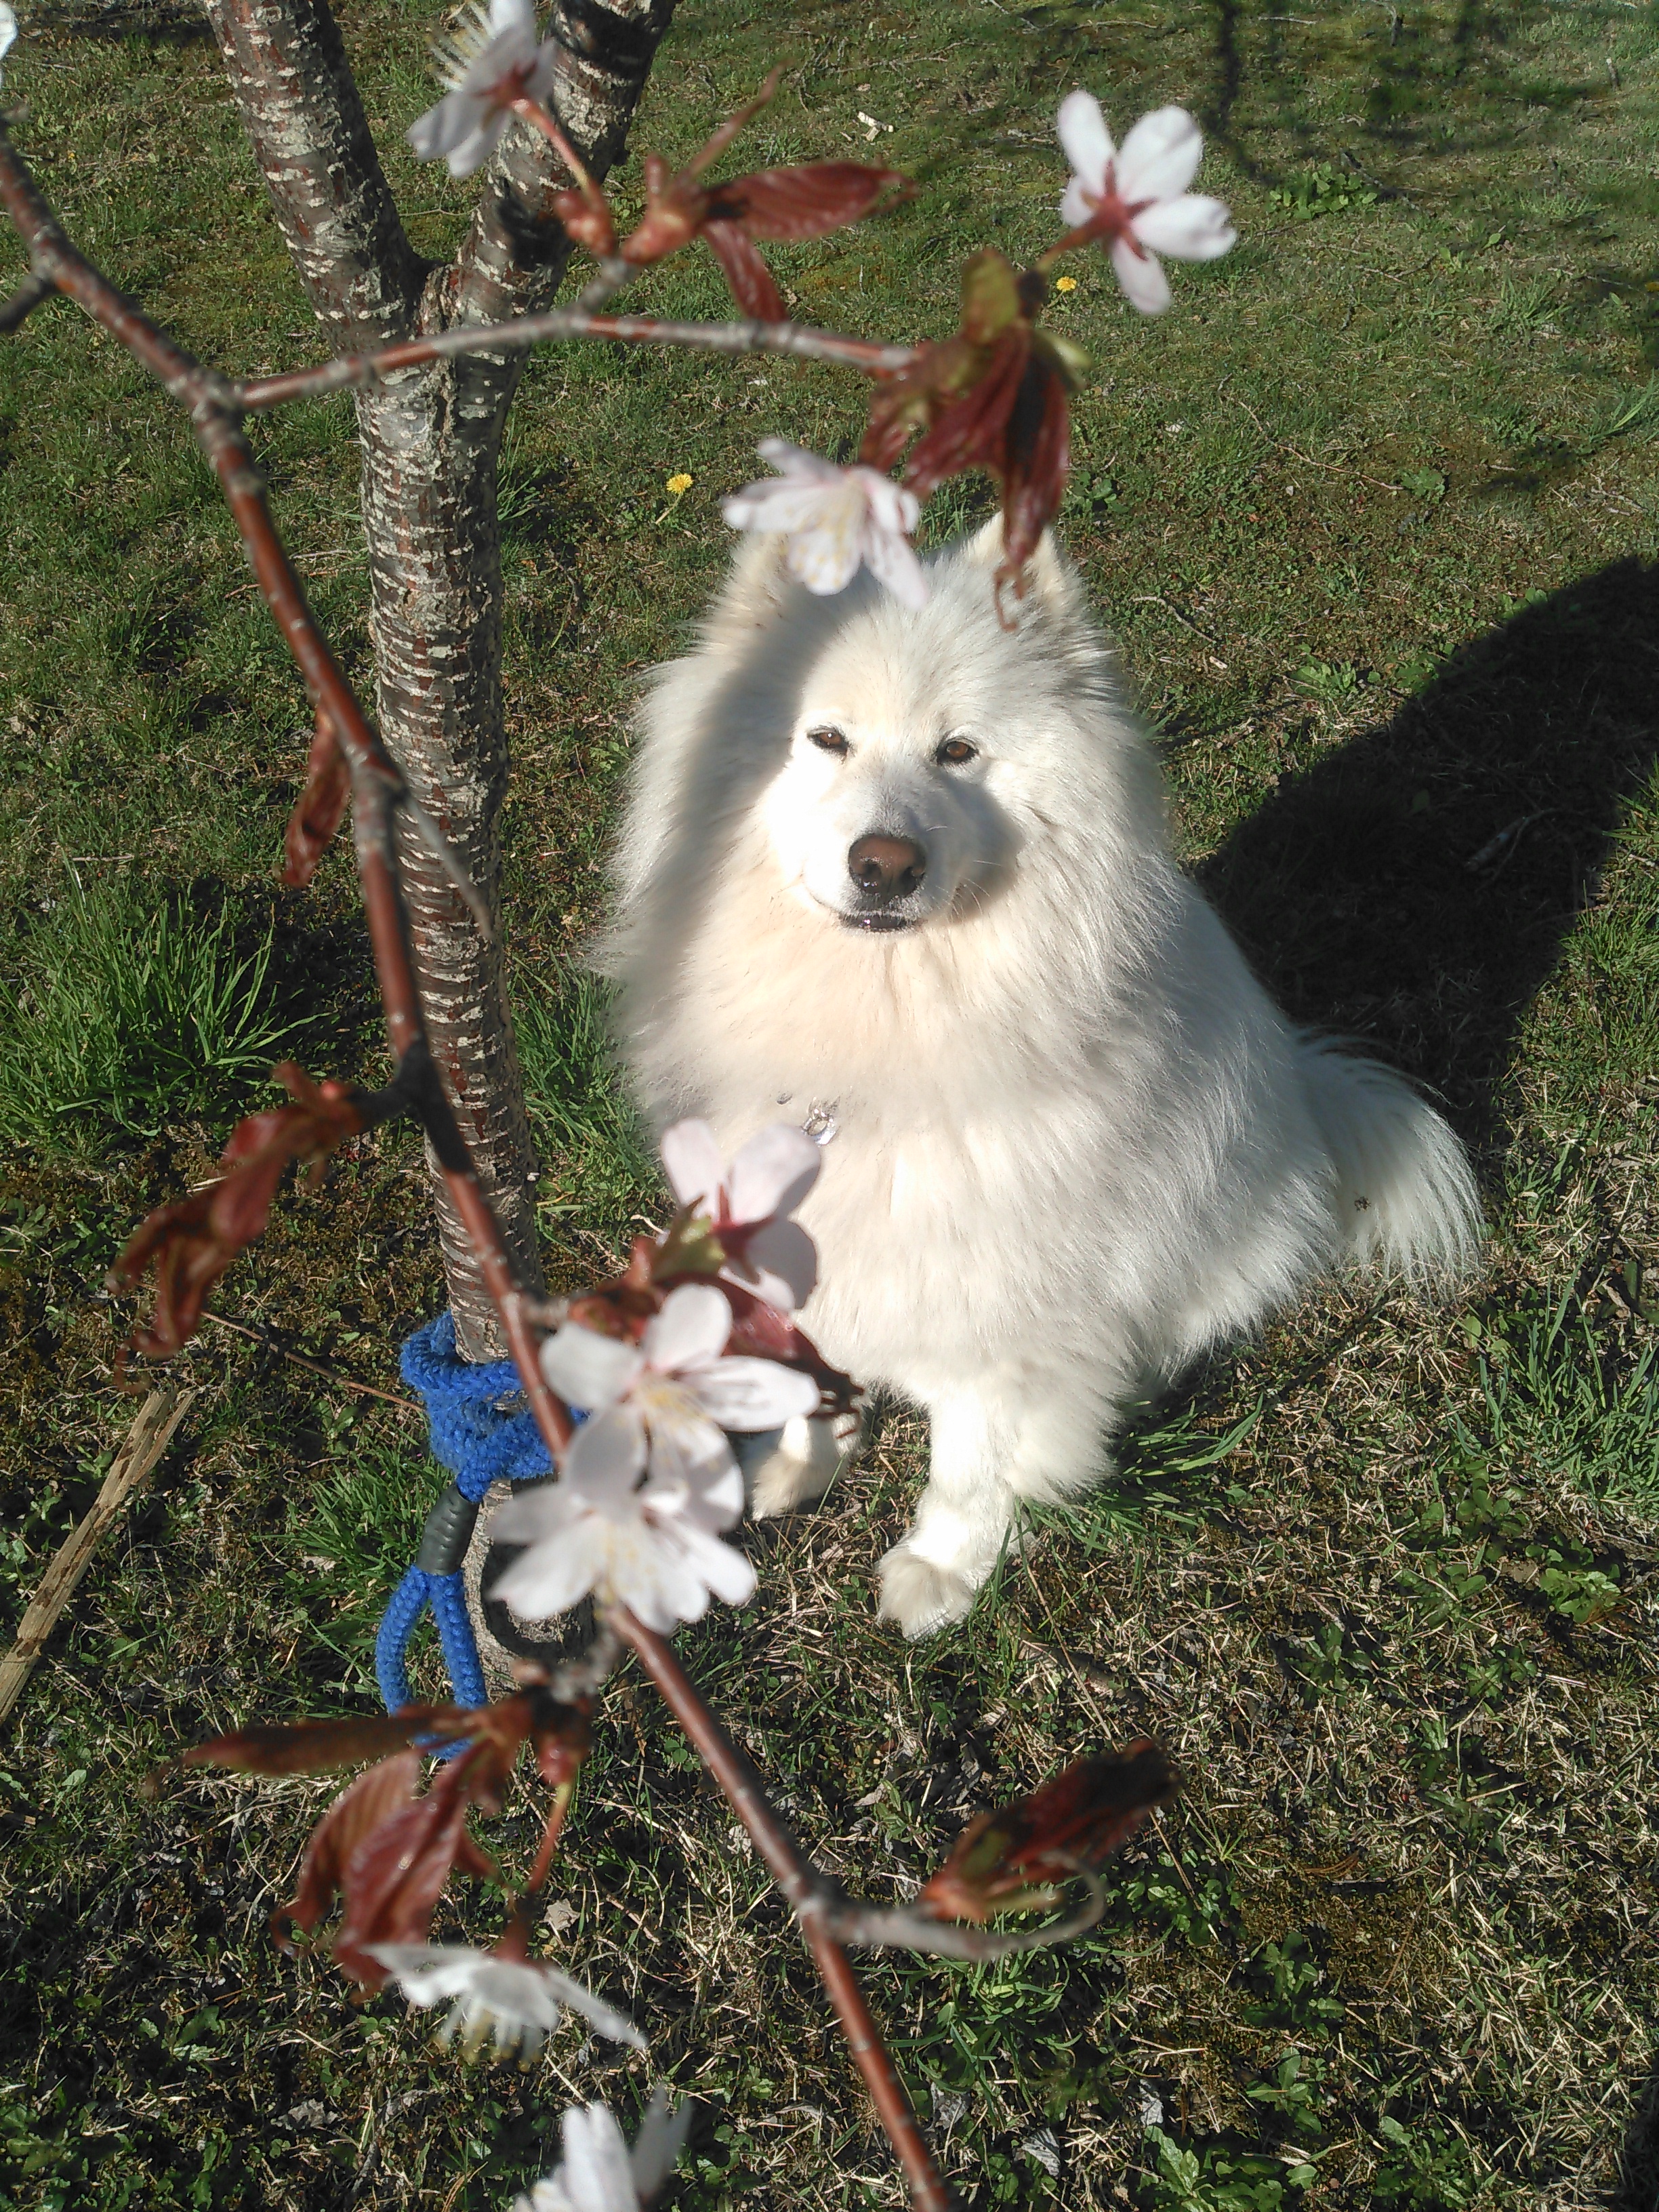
[603,523,1480,1636]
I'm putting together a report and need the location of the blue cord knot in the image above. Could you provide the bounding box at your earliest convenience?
[374,1312,558,1721]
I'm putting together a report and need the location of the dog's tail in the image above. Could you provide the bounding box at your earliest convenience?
[1297,1040,1480,1281]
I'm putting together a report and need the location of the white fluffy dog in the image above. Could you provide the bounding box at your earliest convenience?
[605,520,1479,1637]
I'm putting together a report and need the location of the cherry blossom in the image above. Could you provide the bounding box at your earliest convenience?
[367,1942,645,2062]
[490,1284,819,1631]
[516,2091,691,2212]
[407,0,555,180]
[722,440,929,609]
[1055,95,1235,315]
[660,1117,821,1312]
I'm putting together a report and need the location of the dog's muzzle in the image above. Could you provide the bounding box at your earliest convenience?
[844,834,926,932]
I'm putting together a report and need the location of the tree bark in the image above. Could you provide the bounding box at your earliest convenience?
[205,0,676,1354]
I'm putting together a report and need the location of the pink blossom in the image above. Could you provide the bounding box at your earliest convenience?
[722,441,929,609]
[660,1118,821,1313]
[490,1284,818,1632]
[407,0,555,180]
[1057,95,1235,315]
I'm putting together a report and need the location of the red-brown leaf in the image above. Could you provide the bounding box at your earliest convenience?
[702,219,785,321]
[277,1750,422,1949]
[719,1281,859,1418]
[712,162,907,242]
[110,1068,365,1359]
[283,711,352,889]
[902,329,1029,500]
[998,351,1072,579]
[920,1742,1176,1923]
[187,1708,466,1776]
[331,1755,500,1986]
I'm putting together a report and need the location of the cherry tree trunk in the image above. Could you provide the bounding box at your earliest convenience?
[206,0,674,1355]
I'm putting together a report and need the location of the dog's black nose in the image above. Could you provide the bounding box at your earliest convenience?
[848,834,927,902]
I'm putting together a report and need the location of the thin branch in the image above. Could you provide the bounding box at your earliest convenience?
[614,1607,951,2212]
[0,268,54,331]
[237,306,916,410]
[0,119,575,1465]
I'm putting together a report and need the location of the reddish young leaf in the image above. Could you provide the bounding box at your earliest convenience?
[920,1742,1176,1923]
[999,348,1073,577]
[109,1065,365,1358]
[186,1706,469,1776]
[530,1698,594,1792]
[283,709,352,889]
[330,1755,501,1986]
[711,162,907,242]
[276,1748,423,1952]
[702,219,785,321]
[901,328,1029,499]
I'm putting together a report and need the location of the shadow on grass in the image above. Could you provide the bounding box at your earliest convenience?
[1197,559,1659,1147]
[1613,2061,1659,2212]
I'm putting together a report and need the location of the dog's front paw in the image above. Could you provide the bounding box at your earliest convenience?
[876,1540,980,1639]
[745,1412,858,1519]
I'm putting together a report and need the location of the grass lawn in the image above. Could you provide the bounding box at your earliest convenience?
[1,0,1658,2205]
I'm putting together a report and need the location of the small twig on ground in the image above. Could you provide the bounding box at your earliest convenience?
[0,1386,196,1727]
[197,1310,421,1411]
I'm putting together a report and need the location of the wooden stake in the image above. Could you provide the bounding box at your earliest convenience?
[0,1385,196,1727]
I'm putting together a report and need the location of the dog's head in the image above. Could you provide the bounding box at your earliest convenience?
[699,516,1117,937]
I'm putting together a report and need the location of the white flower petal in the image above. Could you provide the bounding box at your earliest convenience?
[407,88,481,161]
[560,2104,638,2212]
[630,2090,691,2200]
[467,1960,561,2033]
[785,508,865,596]
[1131,192,1236,262]
[740,1218,819,1311]
[726,1123,823,1224]
[722,478,849,534]
[642,1282,732,1374]
[756,436,842,483]
[855,468,922,539]
[687,1355,821,1431]
[368,1944,488,2003]
[444,115,508,178]
[1057,88,1113,193]
[1059,176,1095,228]
[1116,104,1204,203]
[641,1401,737,1499]
[541,1321,644,1412]
[491,1519,607,1620]
[660,1118,725,1212]
[486,0,537,41]
[562,1404,650,1504]
[623,1532,716,1633]
[541,1970,647,2051]
[1109,231,1171,314]
[861,520,933,613]
[671,1519,758,1611]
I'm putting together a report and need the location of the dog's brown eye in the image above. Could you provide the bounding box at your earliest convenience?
[807,726,850,756]
[936,736,977,767]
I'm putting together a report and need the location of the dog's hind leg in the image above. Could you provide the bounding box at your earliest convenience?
[877,1378,1103,1638]
[745,1409,863,1519]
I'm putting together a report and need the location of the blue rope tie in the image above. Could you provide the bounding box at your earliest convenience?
[375,1312,559,1725]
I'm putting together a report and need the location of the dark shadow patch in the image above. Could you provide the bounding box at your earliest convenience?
[1197,562,1659,1146]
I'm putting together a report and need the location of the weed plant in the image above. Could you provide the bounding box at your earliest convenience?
[0,873,306,1150]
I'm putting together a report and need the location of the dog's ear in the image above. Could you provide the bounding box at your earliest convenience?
[705,533,797,640]
[958,518,1086,627]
